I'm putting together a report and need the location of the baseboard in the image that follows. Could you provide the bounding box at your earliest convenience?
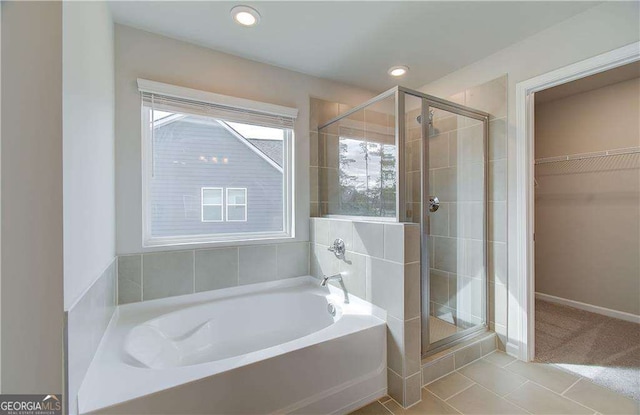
[535,292,640,324]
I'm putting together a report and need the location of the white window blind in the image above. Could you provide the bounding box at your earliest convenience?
[138,79,297,130]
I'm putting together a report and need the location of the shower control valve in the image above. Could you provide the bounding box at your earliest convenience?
[328,238,346,258]
[428,196,440,212]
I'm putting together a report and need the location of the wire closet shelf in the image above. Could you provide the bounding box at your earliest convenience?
[534,146,640,177]
[535,146,640,164]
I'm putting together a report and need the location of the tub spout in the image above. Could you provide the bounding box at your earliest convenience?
[320,273,349,304]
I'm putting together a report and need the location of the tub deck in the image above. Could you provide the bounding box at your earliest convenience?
[78,276,387,414]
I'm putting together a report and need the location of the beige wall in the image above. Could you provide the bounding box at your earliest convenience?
[535,78,640,158]
[1,1,64,393]
[115,24,375,255]
[534,78,640,315]
[63,1,115,311]
[418,1,640,352]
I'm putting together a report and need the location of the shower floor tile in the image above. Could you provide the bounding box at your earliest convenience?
[429,316,461,343]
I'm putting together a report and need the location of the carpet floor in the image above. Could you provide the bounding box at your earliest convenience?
[535,299,640,401]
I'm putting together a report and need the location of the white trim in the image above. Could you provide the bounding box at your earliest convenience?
[512,41,640,362]
[137,78,298,119]
[144,232,293,248]
[226,187,247,222]
[201,187,224,222]
[535,292,640,324]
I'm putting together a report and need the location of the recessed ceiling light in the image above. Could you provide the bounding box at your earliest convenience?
[231,5,261,27]
[388,66,409,77]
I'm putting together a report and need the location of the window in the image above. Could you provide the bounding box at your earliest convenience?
[139,79,297,246]
[199,187,247,223]
[201,188,223,222]
[226,188,247,222]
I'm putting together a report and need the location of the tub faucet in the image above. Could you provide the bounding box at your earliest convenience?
[320,273,350,304]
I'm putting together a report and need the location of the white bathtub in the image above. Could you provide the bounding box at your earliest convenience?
[78,276,387,414]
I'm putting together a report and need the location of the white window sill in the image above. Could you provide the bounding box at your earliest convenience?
[140,233,296,253]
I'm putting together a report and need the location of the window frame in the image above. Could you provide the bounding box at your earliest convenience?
[140,84,295,248]
[225,188,248,222]
[201,187,224,223]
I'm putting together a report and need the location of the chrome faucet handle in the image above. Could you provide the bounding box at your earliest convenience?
[328,238,346,257]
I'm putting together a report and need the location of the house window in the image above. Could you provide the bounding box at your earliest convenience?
[201,188,223,222]
[226,188,247,222]
[139,79,297,246]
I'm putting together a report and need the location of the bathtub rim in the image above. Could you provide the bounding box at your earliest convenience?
[78,275,387,414]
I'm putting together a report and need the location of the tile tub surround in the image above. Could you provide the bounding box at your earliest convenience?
[353,351,638,415]
[65,258,117,415]
[310,217,421,407]
[117,241,310,304]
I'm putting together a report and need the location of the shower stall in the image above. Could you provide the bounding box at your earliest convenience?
[317,86,490,356]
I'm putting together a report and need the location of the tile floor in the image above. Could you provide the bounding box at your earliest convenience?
[429,316,461,343]
[351,351,640,415]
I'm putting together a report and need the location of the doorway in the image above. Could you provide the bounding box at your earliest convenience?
[514,41,640,400]
[532,61,640,399]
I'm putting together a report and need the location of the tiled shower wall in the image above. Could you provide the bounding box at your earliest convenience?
[309,97,344,217]
[406,77,507,348]
[310,217,422,407]
[312,97,397,217]
[457,76,508,349]
[117,242,309,304]
[404,107,486,331]
[309,98,423,406]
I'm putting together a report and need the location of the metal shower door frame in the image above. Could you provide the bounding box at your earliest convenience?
[397,88,490,358]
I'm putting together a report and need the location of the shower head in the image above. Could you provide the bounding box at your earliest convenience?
[416,110,434,125]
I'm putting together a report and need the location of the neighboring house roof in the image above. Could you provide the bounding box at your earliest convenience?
[155,114,283,172]
[247,139,283,168]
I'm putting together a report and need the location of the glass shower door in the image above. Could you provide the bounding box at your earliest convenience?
[421,100,488,355]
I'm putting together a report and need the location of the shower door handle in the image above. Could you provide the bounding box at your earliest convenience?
[428,196,440,212]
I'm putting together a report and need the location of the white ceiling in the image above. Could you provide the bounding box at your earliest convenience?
[109,1,600,91]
